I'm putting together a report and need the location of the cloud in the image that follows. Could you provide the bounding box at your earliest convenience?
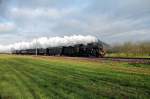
[0,0,150,45]
[0,22,16,33]
[10,8,61,19]
[105,29,150,44]
[9,5,79,19]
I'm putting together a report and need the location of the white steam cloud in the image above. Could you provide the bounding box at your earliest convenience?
[0,35,98,53]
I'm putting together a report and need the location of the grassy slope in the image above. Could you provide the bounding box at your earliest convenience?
[0,55,150,99]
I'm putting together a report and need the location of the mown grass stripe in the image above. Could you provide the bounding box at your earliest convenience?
[0,55,150,99]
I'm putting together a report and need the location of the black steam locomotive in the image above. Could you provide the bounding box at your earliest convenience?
[12,41,105,57]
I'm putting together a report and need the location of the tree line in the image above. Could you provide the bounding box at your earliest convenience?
[107,41,150,58]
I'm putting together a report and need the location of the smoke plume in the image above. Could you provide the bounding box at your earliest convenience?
[0,35,98,53]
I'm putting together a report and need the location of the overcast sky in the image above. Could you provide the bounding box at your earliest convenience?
[0,0,150,45]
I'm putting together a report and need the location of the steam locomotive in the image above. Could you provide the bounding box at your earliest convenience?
[12,41,105,57]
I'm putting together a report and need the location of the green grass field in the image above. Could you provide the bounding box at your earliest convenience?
[0,55,150,99]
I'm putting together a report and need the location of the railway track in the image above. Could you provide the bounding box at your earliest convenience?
[99,57,150,64]
[56,56,150,64]
[11,54,150,64]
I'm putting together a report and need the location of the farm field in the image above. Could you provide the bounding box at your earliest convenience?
[0,55,150,99]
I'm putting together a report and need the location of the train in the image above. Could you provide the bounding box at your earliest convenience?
[12,41,106,57]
